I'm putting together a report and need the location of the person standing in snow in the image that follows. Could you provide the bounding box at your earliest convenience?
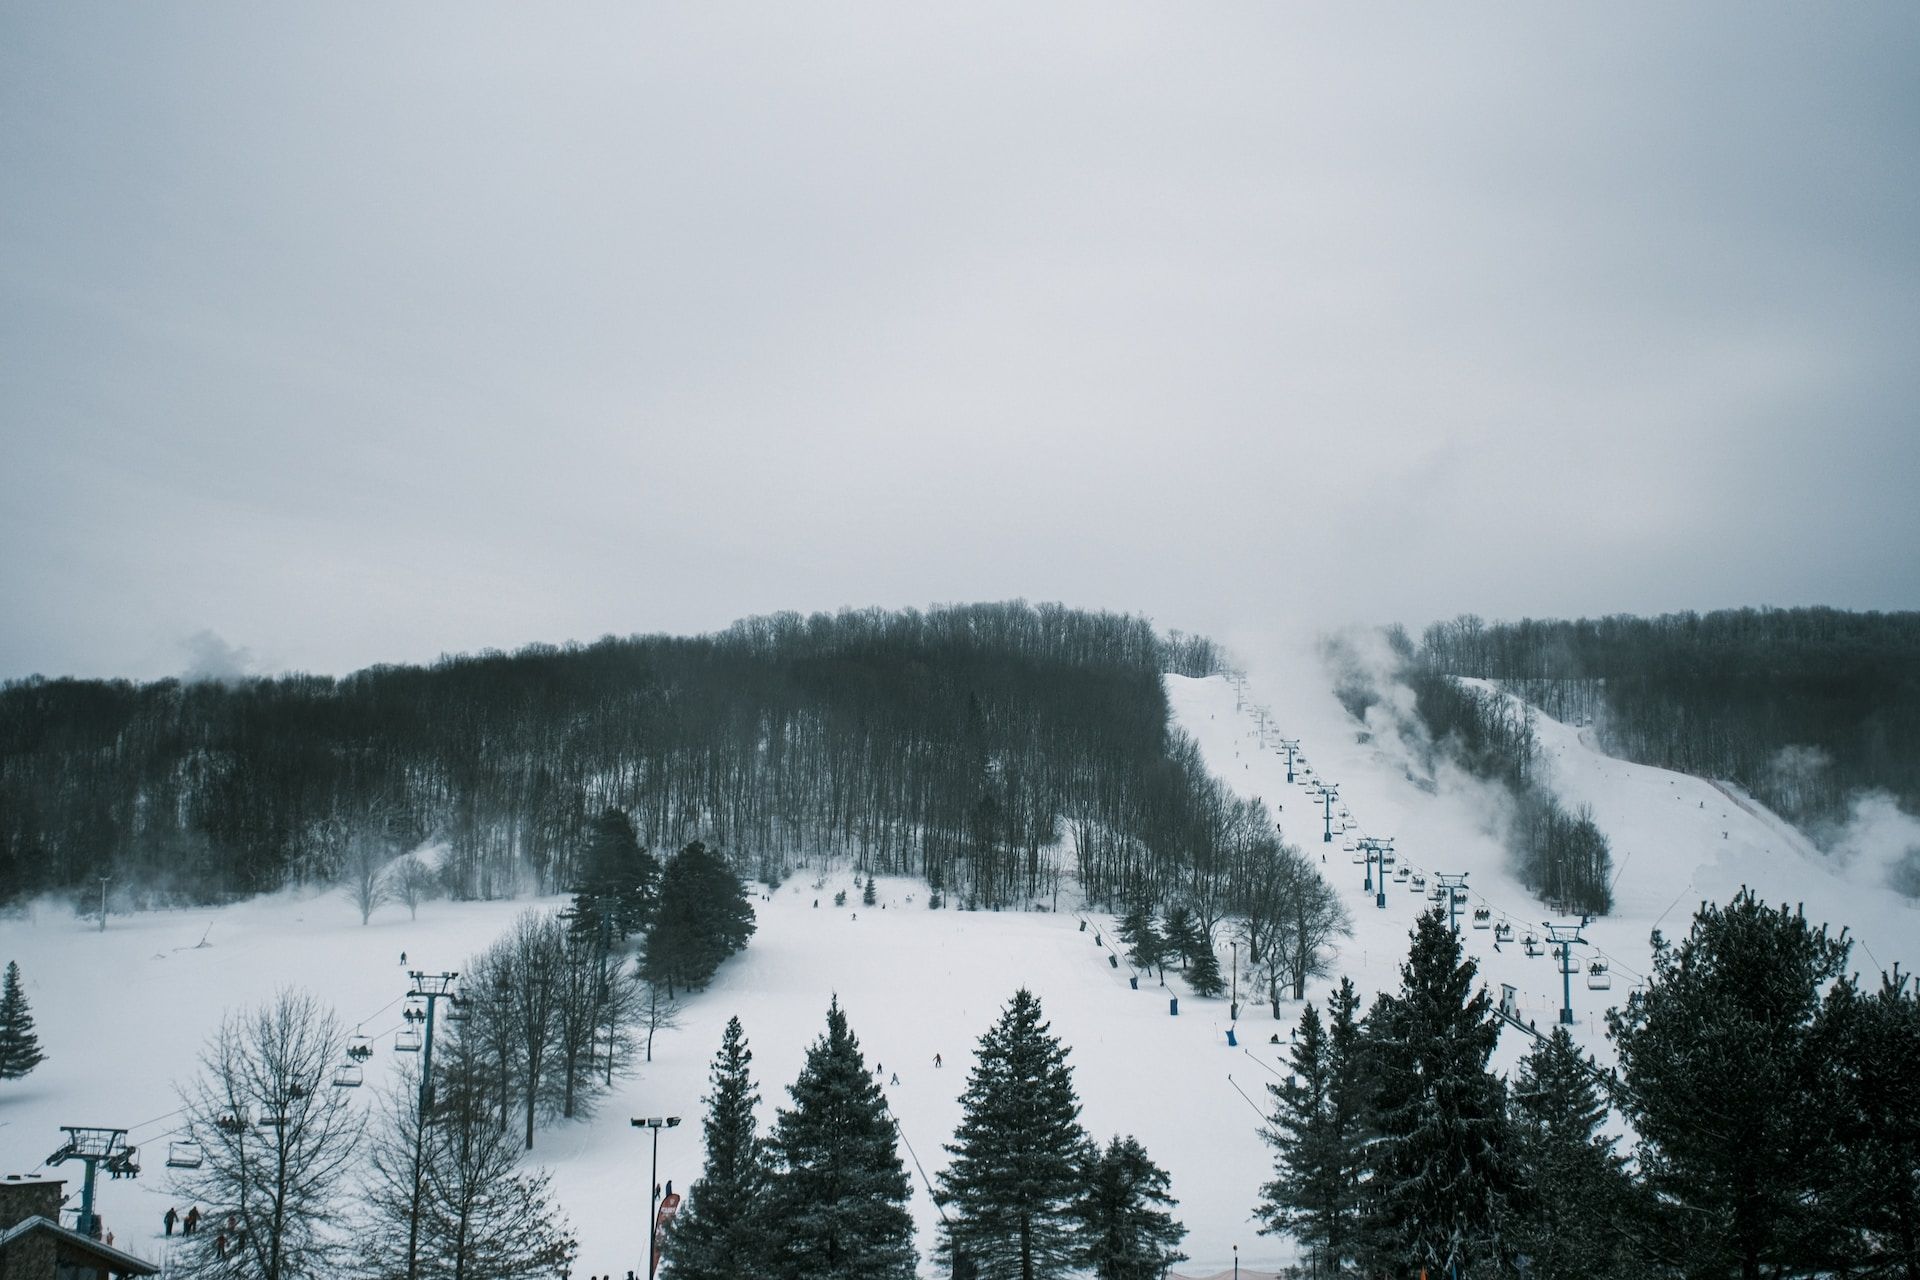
[934,1052,942,1068]
[164,1207,178,1236]
[185,1206,200,1235]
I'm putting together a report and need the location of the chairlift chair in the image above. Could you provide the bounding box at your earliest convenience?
[1472,908,1492,929]
[1522,932,1543,957]
[1411,874,1427,889]
[257,1112,288,1129]
[332,1062,364,1089]
[1587,961,1613,991]
[395,1028,423,1053]
[166,1140,204,1169]
[1494,923,1513,942]
[214,1111,250,1134]
[1350,850,1365,864]
[1393,867,1411,882]
[347,1033,374,1062]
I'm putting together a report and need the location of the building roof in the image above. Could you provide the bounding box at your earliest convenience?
[0,1214,161,1275]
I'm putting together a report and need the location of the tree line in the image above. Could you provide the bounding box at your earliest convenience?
[0,602,1225,912]
[1259,891,1920,1278]
[1416,607,1920,841]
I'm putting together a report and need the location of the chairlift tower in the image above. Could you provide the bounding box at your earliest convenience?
[1543,918,1591,1026]
[404,971,460,1280]
[46,1126,135,1238]
[1358,837,1394,908]
[1435,874,1470,935]
[1278,738,1301,783]
[1319,784,1340,843]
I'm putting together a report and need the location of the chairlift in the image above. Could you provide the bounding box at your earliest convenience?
[332,1062,364,1089]
[1411,875,1427,889]
[347,1032,374,1063]
[105,1147,139,1179]
[1350,850,1364,865]
[395,1028,423,1053]
[1393,867,1411,883]
[1494,923,1513,943]
[1429,886,1446,902]
[257,1112,288,1129]
[1472,908,1492,929]
[1524,938,1544,958]
[1587,961,1612,991]
[214,1111,250,1134]
[1380,850,1396,867]
[166,1140,204,1169]
[1342,840,1357,852]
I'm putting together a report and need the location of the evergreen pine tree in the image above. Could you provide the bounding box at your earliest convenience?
[1821,969,1920,1278]
[764,999,916,1280]
[1255,979,1366,1277]
[1184,939,1224,998]
[1508,1027,1643,1280]
[573,809,661,941]
[862,875,877,907]
[643,842,757,997]
[0,961,46,1081]
[1116,903,1167,980]
[1359,907,1514,1277]
[938,988,1090,1280]
[1320,977,1369,1272]
[1608,890,1851,1279]
[1256,1002,1341,1274]
[665,1017,768,1280]
[1160,904,1201,972]
[1074,1135,1188,1280]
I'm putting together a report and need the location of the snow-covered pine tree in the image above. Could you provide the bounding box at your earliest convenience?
[1608,890,1851,1279]
[764,999,916,1280]
[1358,907,1514,1277]
[0,961,46,1081]
[665,1017,768,1280]
[863,875,877,907]
[1074,1135,1188,1280]
[938,988,1090,1280]
[1508,1027,1643,1279]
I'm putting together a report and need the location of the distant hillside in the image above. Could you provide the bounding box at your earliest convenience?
[1416,607,1920,839]
[0,602,1229,909]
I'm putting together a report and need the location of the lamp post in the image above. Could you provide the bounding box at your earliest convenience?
[1234,1243,1239,1278]
[632,1114,682,1279]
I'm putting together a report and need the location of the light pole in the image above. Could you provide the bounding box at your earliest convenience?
[632,1114,681,1279]
[1234,1243,1239,1278]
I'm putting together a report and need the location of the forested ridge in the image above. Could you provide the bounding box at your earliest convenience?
[0,602,1233,910]
[1416,607,1920,834]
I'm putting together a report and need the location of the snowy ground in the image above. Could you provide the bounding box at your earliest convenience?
[3,650,1914,1279]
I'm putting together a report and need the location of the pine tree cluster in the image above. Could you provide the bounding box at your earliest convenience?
[1255,892,1920,1279]
[662,990,1186,1280]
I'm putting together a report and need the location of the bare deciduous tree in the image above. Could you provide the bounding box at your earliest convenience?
[173,990,363,1280]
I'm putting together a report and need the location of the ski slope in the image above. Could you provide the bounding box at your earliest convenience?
[1185,643,1920,1081]
[3,649,1913,1279]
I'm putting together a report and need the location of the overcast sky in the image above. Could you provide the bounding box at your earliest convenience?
[3,4,1916,681]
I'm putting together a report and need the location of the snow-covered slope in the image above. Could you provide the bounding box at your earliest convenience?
[0,880,1289,1276]
[1178,644,1920,1081]
[5,647,1913,1280]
